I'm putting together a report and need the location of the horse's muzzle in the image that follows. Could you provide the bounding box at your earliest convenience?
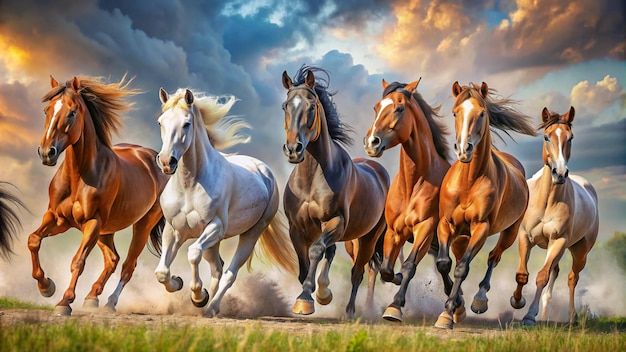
[39,146,58,166]
[159,155,178,175]
[283,142,304,164]
[364,135,385,157]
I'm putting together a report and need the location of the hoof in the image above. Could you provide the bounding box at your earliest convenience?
[471,296,488,314]
[191,289,210,308]
[434,311,454,330]
[453,305,466,324]
[316,289,333,306]
[521,316,536,326]
[510,295,526,309]
[382,305,403,322]
[292,298,315,315]
[83,298,99,310]
[39,278,56,297]
[103,303,117,313]
[204,305,219,318]
[53,305,72,316]
[167,276,183,293]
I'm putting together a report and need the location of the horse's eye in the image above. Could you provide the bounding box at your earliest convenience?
[395,105,405,113]
[68,111,76,119]
[544,135,549,142]
[183,122,191,129]
[453,112,456,117]
[479,111,484,118]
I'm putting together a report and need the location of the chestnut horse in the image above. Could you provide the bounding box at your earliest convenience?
[434,82,535,329]
[0,183,25,260]
[281,67,389,318]
[364,79,450,322]
[30,76,168,315]
[511,107,598,325]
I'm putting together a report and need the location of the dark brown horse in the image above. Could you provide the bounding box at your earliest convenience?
[281,67,389,318]
[29,76,168,315]
[364,79,451,322]
[434,82,535,329]
[0,182,25,260]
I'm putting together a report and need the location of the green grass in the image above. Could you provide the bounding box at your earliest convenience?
[0,297,52,311]
[0,321,624,352]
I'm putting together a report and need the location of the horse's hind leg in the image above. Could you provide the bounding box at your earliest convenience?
[315,243,336,305]
[27,210,69,297]
[539,264,559,321]
[567,237,592,323]
[84,234,119,309]
[106,208,161,311]
[471,220,520,314]
[383,219,435,322]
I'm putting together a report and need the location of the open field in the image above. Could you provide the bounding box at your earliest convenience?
[1,297,625,352]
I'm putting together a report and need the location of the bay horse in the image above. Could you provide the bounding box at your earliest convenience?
[0,182,25,260]
[511,107,599,325]
[281,66,389,318]
[434,82,535,329]
[153,88,296,317]
[364,78,451,322]
[30,76,168,315]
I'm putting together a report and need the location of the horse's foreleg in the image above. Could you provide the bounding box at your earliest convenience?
[188,219,224,310]
[154,222,183,292]
[435,218,454,296]
[315,243,336,306]
[202,245,223,301]
[27,210,69,297]
[435,221,488,329]
[522,237,566,325]
[55,218,100,315]
[540,264,559,321]
[383,219,434,322]
[380,227,403,285]
[511,230,534,309]
[84,234,118,309]
[471,220,520,314]
[106,211,158,311]
[205,230,259,317]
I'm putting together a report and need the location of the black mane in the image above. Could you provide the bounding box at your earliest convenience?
[293,65,354,146]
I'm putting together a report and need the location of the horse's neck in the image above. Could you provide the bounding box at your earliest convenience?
[398,103,445,190]
[459,127,493,184]
[178,115,225,186]
[537,165,571,207]
[64,110,113,185]
[299,108,342,178]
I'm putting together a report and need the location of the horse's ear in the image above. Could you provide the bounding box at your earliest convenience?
[184,89,194,106]
[381,78,389,89]
[480,82,489,98]
[50,75,59,88]
[71,76,80,91]
[404,77,422,93]
[541,107,550,123]
[452,81,462,97]
[159,87,168,104]
[305,70,315,88]
[564,106,575,123]
[282,71,292,90]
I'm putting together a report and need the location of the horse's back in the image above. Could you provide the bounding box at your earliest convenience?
[353,157,390,191]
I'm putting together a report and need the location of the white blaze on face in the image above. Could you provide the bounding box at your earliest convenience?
[459,99,474,150]
[46,99,63,139]
[555,127,566,173]
[369,98,393,142]
[292,96,301,109]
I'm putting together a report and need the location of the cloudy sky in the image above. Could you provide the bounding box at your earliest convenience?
[0,1,624,241]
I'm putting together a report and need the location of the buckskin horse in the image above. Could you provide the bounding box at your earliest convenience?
[30,76,168,315]
[434,81,535,329]
[364,78,450,322]
[510,106,599,325]
[281,66,389,318]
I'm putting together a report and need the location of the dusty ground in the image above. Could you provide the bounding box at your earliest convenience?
[0,307,511,339]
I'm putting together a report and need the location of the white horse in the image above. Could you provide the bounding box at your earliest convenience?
[510,107,599,324]
[153,88,296,316]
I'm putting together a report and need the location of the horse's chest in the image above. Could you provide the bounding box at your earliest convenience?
[528,203,570,244]
[162,187,213,235]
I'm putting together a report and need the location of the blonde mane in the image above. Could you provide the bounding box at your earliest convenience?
[162,89,250,150]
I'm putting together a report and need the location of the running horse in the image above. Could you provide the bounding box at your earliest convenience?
[511,107,598,325]
[0,183,25,260]
[153,88,296,317]
[30,76,168,315]
[281,67,389,318]
[364,78,451,322]
[434,82,535,329]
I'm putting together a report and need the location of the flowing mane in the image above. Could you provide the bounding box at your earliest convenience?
[162,89,250,150]
[41,76,139,147]
[293,65,354,146]
[383,82,451,160]
[454,83,536,142]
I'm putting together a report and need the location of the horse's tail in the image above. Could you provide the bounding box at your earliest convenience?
[148,215,166,257]
[0,182,25,260]
[253,211,298,275]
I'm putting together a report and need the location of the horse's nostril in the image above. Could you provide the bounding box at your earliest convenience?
[49,146,57,157]
[453,143,458,151]
[37,146,42,157]
[552,168,557,175]
[371,136,381,147]
[295,142,304,153]
[466,143,473,153]
[282,144,289,155]
[564,169,569,178]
